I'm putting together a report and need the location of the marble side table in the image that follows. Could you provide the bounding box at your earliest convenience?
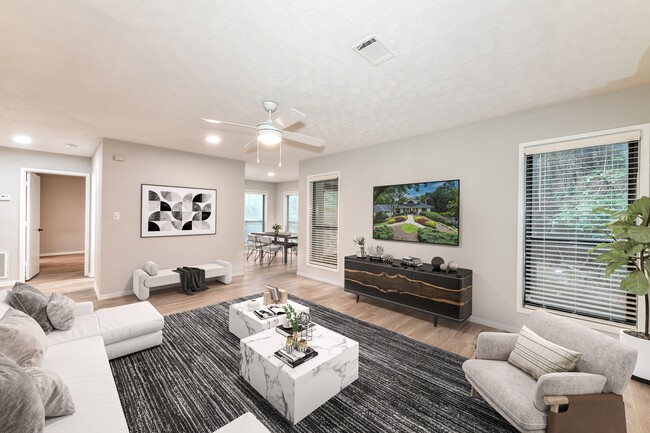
[240,325,359,424]
[228,297,309,340]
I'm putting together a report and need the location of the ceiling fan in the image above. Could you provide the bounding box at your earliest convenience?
[202,100,325,167]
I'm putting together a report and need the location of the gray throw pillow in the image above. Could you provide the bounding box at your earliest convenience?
[0,355,45,433]
[0,309,48,367]
[26,367,76,417]
[46,293,76,331]
[10,282,53,334]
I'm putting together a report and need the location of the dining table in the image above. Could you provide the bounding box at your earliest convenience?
[251,231,298,264]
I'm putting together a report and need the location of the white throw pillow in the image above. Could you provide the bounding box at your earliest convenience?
[508,325,581,380]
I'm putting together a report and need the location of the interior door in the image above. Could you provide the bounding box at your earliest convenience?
[26,172,41,280]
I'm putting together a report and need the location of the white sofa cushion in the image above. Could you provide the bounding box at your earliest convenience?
[95,301,164,346]
[43,336,128,433]
[46,314,100,346]
[0,288,12,317]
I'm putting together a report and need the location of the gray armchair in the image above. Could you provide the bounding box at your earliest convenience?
[462,311,637,433]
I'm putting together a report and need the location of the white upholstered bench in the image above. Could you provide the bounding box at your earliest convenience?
[132,259,232,300]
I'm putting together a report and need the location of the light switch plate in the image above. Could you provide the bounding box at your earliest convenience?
[113,212,120,220]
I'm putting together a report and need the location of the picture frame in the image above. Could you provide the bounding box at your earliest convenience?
[373,179,460,246]
[141,184,217,238]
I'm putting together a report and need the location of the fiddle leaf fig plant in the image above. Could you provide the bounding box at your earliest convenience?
[592,196,650,338]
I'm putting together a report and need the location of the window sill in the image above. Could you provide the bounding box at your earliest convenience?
[306,262,339,273]
[517,305,637,336]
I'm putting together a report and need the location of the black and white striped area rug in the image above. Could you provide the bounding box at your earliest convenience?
[110,295,517,433]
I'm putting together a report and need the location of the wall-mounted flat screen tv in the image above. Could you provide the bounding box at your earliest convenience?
[373,180,460,246]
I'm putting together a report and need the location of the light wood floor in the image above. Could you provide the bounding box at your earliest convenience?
[29,252,650,432]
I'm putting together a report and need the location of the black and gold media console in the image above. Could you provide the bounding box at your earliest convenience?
[344,255,472,326]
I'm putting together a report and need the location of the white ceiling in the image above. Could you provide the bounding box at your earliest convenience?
[1,1,649,182]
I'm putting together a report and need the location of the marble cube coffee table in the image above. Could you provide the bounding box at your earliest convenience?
[228,297,309,340]
[240,325,359,424]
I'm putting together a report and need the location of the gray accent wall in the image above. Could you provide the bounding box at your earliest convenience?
[96,138,245,297]
[298,84,650,332]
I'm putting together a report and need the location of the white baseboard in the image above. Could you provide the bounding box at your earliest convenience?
[41,250,84,257]
[231,271,244,278]
[469,315,520,333]
[0,279,18,288]
[296,271,343,287]
[96,289,133,300]
[40,250,84,257]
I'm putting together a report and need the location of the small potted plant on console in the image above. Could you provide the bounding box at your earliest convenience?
[353,236,366,258]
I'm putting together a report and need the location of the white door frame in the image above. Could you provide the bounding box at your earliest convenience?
[19,168,93,282]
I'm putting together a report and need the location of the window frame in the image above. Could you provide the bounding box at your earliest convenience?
[244,189,267,243]
[284,191,299,234]
[516,124,650,334]
[306,172,340,272]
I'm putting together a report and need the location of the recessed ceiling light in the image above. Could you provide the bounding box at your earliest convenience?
[267,172,276,177]
[12,135,32,144]
[205,135,221,144]
[65,143,78,148]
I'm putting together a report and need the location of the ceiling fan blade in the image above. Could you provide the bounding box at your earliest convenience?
[274,108,306,130]
[201,118,256,129]
[283,131,325,147]
[243,137,257,150]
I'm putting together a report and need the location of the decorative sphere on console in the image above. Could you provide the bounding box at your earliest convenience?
[431,256,444,270]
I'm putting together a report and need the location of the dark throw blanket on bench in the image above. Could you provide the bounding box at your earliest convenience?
[172,267,209,295]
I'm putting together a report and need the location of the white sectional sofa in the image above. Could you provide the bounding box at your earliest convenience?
[0,289,165,433]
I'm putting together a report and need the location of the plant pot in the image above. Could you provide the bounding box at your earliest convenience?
[619,329,650,383]
[356,246,366,258]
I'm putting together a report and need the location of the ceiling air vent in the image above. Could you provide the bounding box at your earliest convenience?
[353,35,396,66]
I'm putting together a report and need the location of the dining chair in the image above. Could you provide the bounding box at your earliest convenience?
[246,234,260,261]
[257,236,282,265]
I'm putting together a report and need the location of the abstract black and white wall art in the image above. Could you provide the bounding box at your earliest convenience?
[141,184,216,238]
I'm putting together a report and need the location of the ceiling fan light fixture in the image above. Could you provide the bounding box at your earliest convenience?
[257,128,282,146]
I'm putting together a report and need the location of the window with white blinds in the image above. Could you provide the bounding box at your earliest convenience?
[308,173,339,270]
[522,133,640,326]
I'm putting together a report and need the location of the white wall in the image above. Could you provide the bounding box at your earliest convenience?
[298,84,650,331]
[40,174,85,255]
[97,139,245,297]
[0,147,91,284]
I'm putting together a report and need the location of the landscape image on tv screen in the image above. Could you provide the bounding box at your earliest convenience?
[373,180,460,246]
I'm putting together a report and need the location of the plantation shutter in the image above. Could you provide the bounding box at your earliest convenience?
[523,131,641,326]
[308,174,339,269]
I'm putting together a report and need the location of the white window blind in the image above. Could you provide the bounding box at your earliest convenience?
[286,193,299,233]
[308,174,339,270]
[523,136,639,326]
[244,191,265,242]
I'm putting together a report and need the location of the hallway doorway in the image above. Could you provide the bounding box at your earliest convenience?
[19,168,93,292]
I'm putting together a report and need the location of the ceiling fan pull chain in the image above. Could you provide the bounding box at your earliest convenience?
[279,141,282,167]
[257,137,260,164]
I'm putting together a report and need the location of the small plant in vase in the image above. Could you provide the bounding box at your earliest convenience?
[272,223,282,235]
[283,304,300,344]
[353,236,366,258]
